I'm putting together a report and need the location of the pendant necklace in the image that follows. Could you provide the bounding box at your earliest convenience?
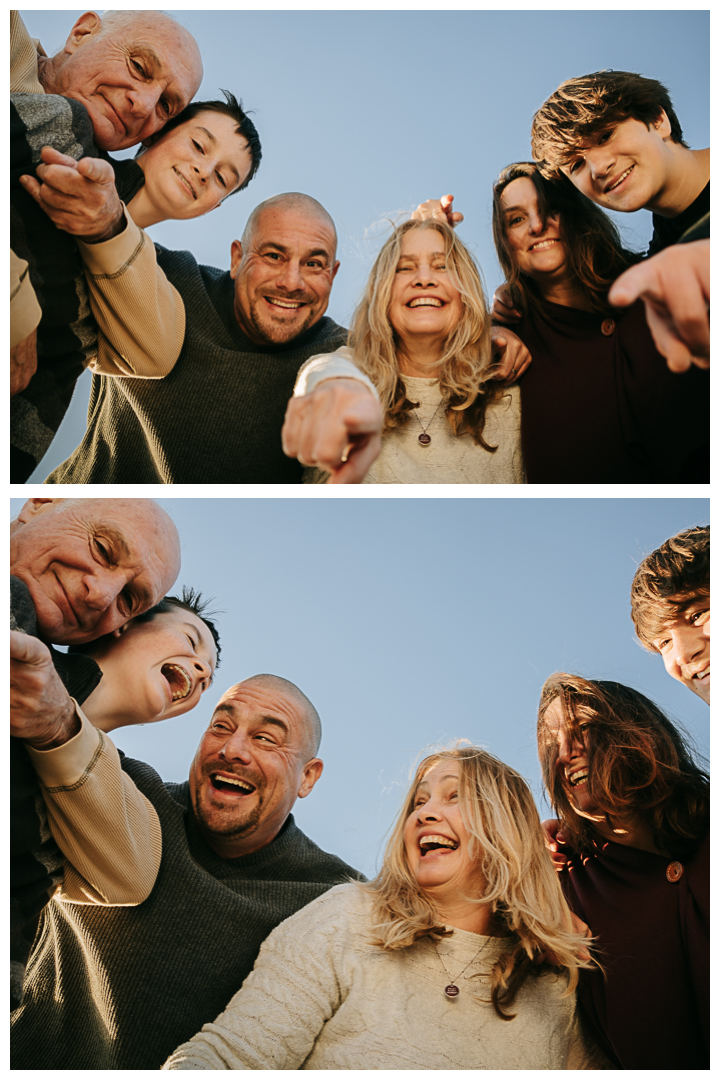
[434,935,490,998]
[413,400,445,445]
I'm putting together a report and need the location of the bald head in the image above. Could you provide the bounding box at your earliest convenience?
[241,193,337,257]
[10,498,181,644]
[42,9,203,151]
[238,674,322,757]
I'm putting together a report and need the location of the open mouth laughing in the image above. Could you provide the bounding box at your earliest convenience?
[565,766,588,788]
[162,663,193,702]
[419,834,459,855]
[528,238,560,252]
[210,773,257,796]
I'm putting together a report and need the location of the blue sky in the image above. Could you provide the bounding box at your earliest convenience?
[11,496,710,877]
[19,9,710,481]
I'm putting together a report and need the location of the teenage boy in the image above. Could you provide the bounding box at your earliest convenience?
[630,525,710,705]
[530,71,709,373]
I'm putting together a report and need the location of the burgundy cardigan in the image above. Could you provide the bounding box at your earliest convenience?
[511,299,709,484]
[559,831,709,1069]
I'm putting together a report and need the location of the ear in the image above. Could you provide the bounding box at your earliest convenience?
[297,758,323,799]
[111,621,130,638]
[229,239,243,278]
[64,11,102,55]
[653,109,672,140]
[17,498,58,524]
[331,260,340,282]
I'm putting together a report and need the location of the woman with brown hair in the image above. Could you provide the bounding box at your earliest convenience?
[537,674,709,1069]
[164,746,604,1069]
[491,163,708,483]
[302,218,524,484]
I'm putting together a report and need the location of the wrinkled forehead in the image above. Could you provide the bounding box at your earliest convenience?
[215,682,305,727]
[253,207,337,258]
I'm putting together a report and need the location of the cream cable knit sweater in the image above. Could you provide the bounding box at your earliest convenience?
[164,884,604,1070]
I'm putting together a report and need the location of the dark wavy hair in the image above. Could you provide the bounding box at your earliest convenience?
[537,674,709,859]
[531,69,687,179]
[492,161,641,318]
[630,526,710,649]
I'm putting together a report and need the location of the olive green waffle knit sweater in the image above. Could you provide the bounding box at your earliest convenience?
[46,247,348,484]
[11,755,362,1070]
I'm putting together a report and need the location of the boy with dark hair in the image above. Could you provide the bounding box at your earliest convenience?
[630,525,710,704]
[531,70,709,373]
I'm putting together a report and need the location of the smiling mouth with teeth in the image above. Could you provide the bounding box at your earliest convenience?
[567,769,589,788]
[211,774,256,795]
[408,298,443,308]
[606,165,634,193]
[162,663,192,702]
[419,835,459,855]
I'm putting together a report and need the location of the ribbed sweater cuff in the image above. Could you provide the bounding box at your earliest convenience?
[77,206,143,276]
[26,704,101,787]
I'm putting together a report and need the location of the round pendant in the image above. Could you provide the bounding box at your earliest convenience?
[418,433,432,446]
[444,984,460,998]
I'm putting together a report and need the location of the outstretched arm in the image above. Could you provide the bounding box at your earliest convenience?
[12,630,162,905]
[608,239,709,372]
[20,146,185,378]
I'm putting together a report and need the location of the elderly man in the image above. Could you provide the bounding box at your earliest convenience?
[630,525,710,705]
[10,9,202,479]
[11,674,362,1070]
[10,497,181,1006]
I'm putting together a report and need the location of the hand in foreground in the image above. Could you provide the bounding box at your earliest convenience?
[20,146,125,243]
[11,326,38,396]
[608,239,709,372]
[282,378,383,484]
[542,818,568,870]
[10,631,81,750]
[489,326,531,382]
[491,283,522,325]
[411,194,464,227]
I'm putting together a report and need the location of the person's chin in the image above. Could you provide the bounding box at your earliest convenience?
[689,678,710,705]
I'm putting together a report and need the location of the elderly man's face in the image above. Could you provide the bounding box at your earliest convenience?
[230,206,340,346]
[10,498,181,644]
[189,681,323,858]
[51,11,202,151]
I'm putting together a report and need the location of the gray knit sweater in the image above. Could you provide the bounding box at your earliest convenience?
[10,756,362,1070]
[45,248,348,484]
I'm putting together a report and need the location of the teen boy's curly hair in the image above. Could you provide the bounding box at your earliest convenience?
[531,70,688,179]
[630,526,710,650]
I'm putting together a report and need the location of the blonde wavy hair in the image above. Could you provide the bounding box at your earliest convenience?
[360,745,593,1019]
[349,219,503,448]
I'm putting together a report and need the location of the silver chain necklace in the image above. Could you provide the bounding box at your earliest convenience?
[412,400,445,445]
[434,935,490,998]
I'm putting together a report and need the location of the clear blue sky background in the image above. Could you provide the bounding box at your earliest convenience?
[20,9,710,481]
[10,496,710,878]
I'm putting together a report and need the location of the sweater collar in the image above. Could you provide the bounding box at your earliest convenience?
[180,792,302,877]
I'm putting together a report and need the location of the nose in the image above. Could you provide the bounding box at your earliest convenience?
[587,148,611,182]
[127,82,163,120]
[557,729,582,765]
[527,209,545,235]
[219,729,253,764]
[275,259,304,292]
[191,161,211,184]
[412,262,436,287]
[672,625,704,666]
[417,799,442,823]
[83,571,122,612]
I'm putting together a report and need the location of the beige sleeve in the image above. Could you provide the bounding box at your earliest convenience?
[26,704,162,906]
[11,249,42,346]
[77,209,186,378]
[10,11,45,94]
[293,346,380,399]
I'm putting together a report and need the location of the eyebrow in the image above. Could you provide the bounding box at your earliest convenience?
[397,251,446,262]
[96,526,153,610]
[211,704,288,735]
[134,45,184,111]
[502,205,526,215]
[260,241,331,260]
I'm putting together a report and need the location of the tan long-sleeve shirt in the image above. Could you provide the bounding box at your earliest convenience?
[26,703,162,905]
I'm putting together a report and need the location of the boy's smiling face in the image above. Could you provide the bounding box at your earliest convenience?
[561,111,675,214]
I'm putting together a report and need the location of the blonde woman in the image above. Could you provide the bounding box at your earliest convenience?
[302,219,525,484]
[163,747,605,1070]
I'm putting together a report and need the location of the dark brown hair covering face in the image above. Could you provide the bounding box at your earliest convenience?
[537,674,709,859]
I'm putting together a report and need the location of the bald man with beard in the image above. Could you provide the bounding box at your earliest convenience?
[10,497,181,1008]
[12,675,362,1070]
